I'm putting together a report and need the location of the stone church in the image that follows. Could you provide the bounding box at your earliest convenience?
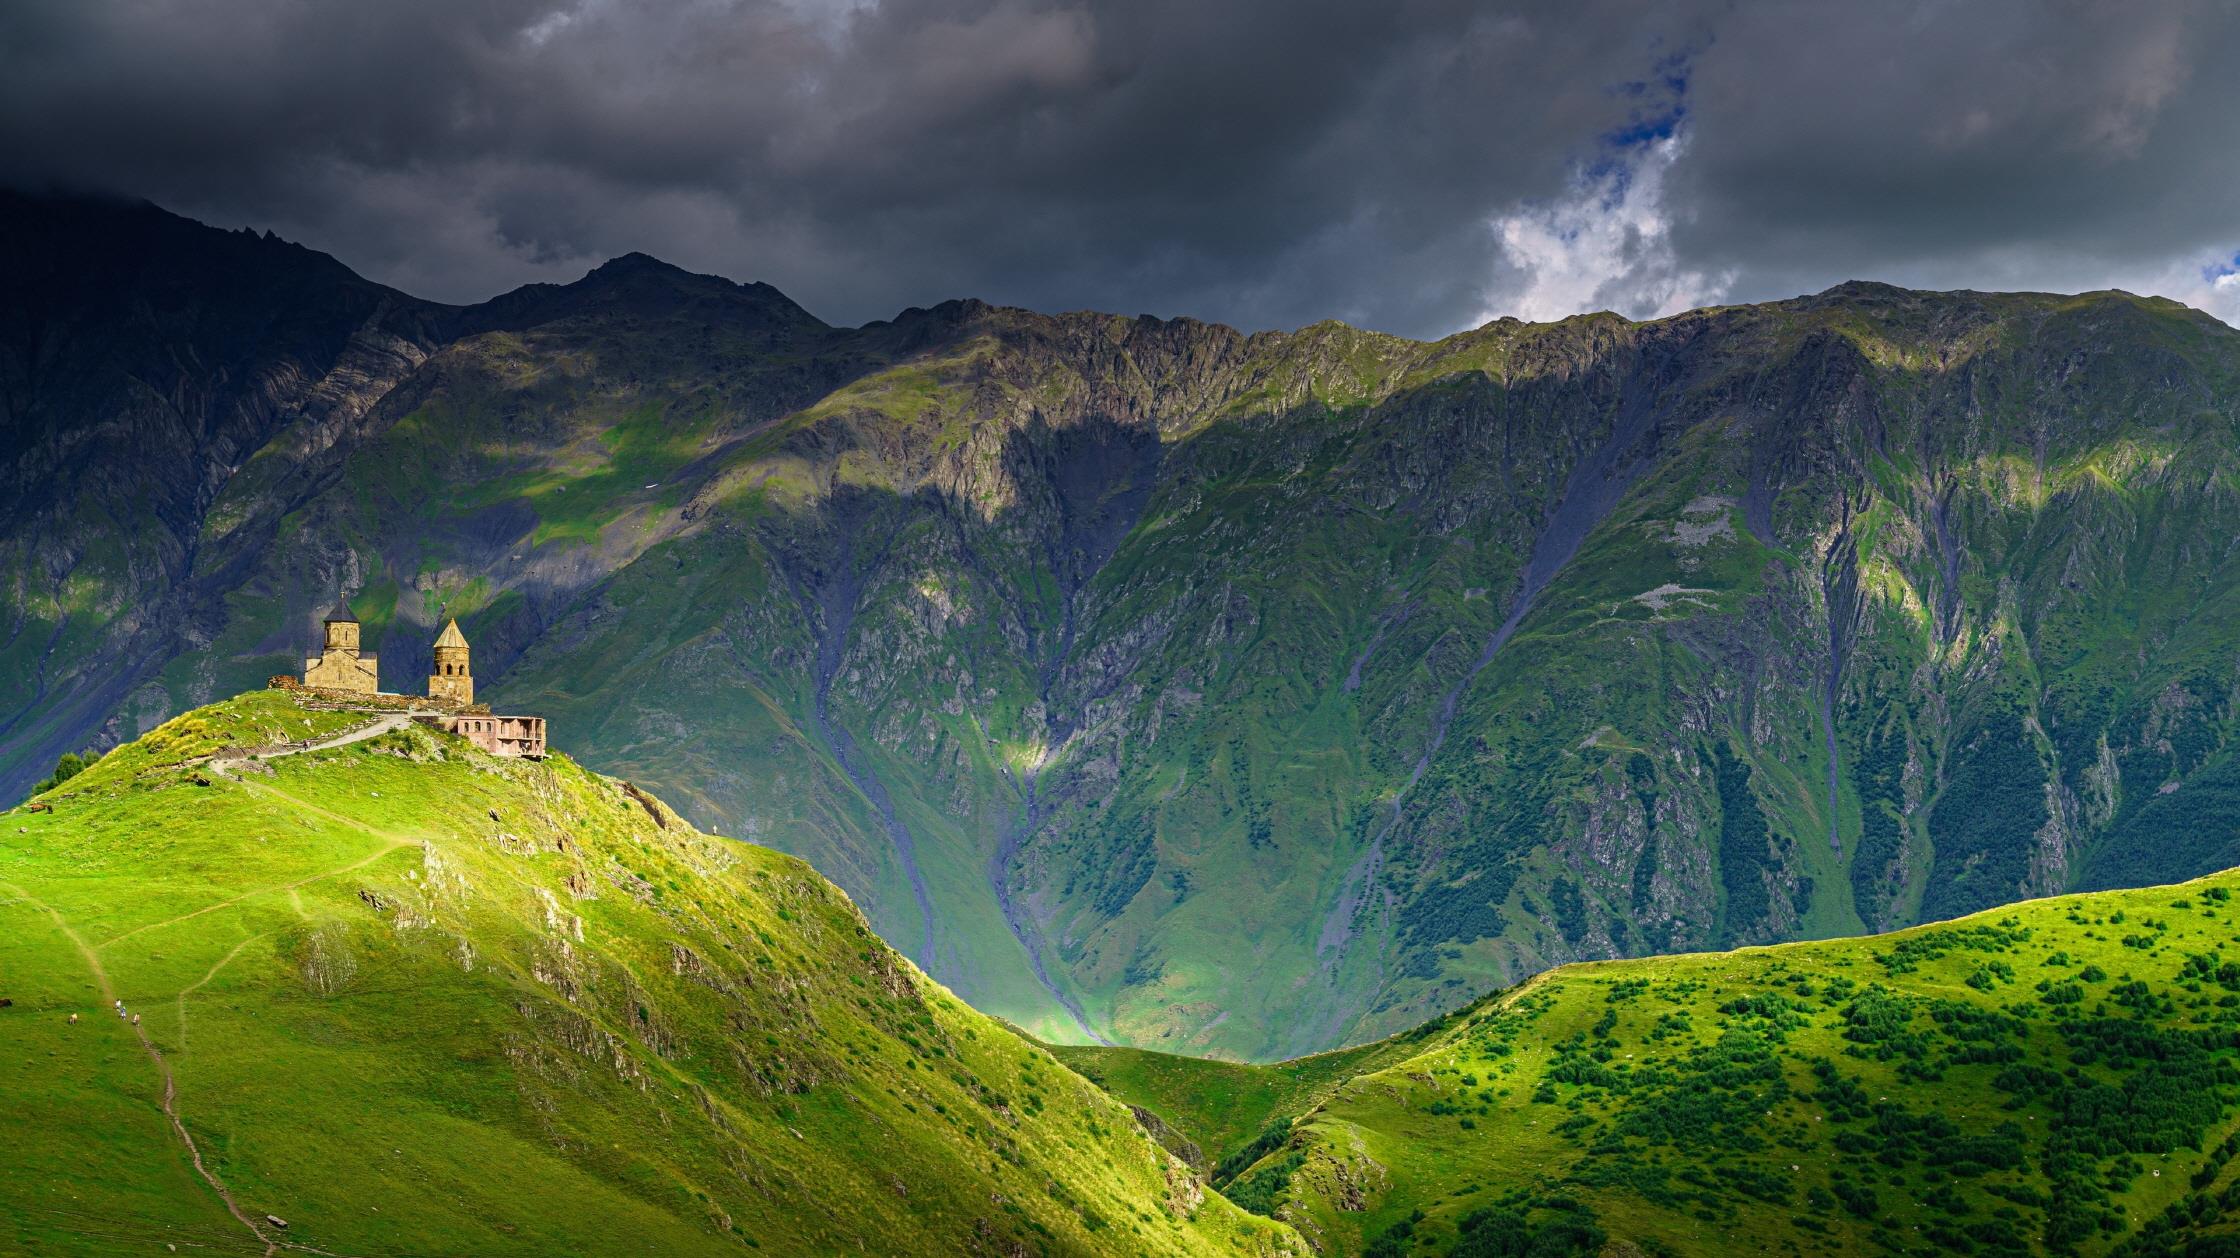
[301,599,379,694]
[300,603,476,704]
[293,599,545,758]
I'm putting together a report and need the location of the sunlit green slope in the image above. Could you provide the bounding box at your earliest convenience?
[0,690,1301,1256]
[1072,871,2240,1257]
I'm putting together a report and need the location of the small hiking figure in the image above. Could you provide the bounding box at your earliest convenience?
[113,999,121,1011]
[131,1013,141,1026]
[67,1013,78,1024]
[118,1006,128,1019]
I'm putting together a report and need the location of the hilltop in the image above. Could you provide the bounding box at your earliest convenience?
[10,190,2240,1059]
[0,690,1298,1255]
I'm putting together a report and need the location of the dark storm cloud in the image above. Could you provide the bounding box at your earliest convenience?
[1667,2,2240,308]
[4,1,2237,336]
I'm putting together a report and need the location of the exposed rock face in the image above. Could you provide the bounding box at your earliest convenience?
[9,194,2240,1059]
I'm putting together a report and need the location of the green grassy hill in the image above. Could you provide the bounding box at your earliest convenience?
[0,690,1300,1256]
[1066,870,2240,1257]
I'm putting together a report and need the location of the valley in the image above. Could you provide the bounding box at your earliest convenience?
[1062,866,2240,1255]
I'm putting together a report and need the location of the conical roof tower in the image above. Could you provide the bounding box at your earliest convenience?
[429,618,474,707]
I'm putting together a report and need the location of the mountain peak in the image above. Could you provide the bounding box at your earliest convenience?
[587,250,688,278]
[463,251,827,334]
[1812,278,1913,301]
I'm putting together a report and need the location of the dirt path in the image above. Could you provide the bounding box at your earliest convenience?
[7,743,425,1256]
[176,933,266,1055]
[10,784,414,1258]
[205,713,416,768]
[2,879,279,1257]
[102,727,427,953]
[98,830,409,951]
[223,770,425,844]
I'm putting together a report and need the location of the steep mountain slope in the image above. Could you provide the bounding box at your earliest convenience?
[9,191,2240,1059]
[0,190,453,791]
[1064,870,2240,1257]
[0,690,1298,1256]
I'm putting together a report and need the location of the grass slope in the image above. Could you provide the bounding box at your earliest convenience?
[1050,1037,1421,1187]
[1078,871,2240,1257]
[0,690,1300,1257]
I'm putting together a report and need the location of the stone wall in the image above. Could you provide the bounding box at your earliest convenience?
[302,650,378,694]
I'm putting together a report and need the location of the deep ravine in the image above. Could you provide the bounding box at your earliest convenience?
[1325,361,1677,1035]
[797,519,939,967]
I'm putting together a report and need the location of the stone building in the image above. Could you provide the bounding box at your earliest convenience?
[427,618,473,707]
[419,712,547,759]
[301,599,378,694]
[417,616,546,755]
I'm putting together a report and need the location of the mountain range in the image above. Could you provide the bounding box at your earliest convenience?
[6,189,2240,1061]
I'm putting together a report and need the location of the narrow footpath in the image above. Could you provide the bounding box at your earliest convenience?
[2,879,279,1257]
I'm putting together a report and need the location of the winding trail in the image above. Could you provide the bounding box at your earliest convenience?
[197,713,416,769]
[175,933,267,1054]
[3,879,279,1257]
[8,760,424,1257]
[99,817,409,951]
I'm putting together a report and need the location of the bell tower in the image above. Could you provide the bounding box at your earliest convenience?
[323,599,361,654]
[428,618,474,707]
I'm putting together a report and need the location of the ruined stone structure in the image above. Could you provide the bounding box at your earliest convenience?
[301,599,378,694]
[427,618,473,707]
[415,713,546,759]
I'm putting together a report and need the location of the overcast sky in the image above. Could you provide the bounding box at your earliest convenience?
[6,0,2238,337]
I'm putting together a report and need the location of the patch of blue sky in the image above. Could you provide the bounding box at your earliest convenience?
[1602,46,1694,146]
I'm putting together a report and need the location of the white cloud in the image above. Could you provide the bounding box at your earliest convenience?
[2214,273,2240,326]
[1474,134,1733,326]
[2087,252,2240,329]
